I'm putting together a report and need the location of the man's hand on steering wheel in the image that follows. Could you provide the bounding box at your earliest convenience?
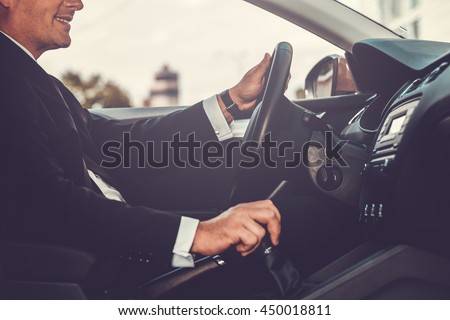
[218,53,271,123]
[230,53,271,110]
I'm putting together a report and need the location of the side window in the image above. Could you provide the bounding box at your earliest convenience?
[40,0,345,108]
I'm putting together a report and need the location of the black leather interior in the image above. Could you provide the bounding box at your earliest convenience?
[0,243,96,282]
[0,243,97,299]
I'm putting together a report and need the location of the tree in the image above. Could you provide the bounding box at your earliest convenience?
[61,71,131,109]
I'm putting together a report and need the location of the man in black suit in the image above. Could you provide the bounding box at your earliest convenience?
[0,0,281,272]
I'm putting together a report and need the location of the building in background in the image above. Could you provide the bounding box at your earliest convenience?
[376,0,422,39]
[354,0,450,41]
[143,65,179,107]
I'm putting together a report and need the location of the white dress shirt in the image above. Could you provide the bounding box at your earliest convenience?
[1,30,234,267]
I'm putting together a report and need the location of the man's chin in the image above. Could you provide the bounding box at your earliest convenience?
[61,37,72,48]
[54,38,72,50]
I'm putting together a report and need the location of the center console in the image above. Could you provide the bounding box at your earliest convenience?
[359,99,420,225]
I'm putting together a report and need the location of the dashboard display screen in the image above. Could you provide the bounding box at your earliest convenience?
[388,115,406,134]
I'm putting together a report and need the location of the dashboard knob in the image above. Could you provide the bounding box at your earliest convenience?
[316,166,343,191]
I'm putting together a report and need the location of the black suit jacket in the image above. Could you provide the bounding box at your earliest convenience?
[0,33,218,268]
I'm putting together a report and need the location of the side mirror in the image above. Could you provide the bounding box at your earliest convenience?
[305,55,357,99]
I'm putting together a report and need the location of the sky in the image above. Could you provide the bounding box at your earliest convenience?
[39,0,344,106]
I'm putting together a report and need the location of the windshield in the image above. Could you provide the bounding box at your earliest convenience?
[337,0,450,42]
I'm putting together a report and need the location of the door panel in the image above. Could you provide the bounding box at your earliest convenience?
[90,106,186,123]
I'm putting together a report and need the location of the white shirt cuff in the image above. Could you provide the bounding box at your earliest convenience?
[171,216,200,268]
[203,95,233,142]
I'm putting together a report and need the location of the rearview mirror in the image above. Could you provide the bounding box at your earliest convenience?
[305,55,357,99]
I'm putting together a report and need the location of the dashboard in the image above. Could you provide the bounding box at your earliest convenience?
[349,40,450,254]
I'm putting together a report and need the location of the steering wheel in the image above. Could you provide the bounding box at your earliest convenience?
[243,42,293,144]
[229,42,293,204]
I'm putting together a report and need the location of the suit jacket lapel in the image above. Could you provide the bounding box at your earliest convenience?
[0,33,91,187]
[0,33,78,135]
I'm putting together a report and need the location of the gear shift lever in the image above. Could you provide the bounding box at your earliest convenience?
[257,180,290,256]
[256,180,303,297]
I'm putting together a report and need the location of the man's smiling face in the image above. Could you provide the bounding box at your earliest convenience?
[0,0,84,58]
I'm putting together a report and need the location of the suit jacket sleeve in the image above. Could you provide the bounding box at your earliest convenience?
[58,83,222,208]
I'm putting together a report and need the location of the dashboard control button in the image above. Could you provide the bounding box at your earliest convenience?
[370,204,376,223]
[360,204,370,223]
[378,204,384,220]
[360,203,384,224]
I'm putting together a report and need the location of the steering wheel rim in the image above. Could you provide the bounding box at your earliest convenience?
[229,42,293,204]
[243,42,293,144]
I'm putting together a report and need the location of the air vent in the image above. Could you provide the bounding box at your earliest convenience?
[425,62,449,84]
[401,78,423,97]
[398,62,448,99]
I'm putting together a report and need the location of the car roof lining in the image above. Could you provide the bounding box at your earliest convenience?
[245,0,400,52]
